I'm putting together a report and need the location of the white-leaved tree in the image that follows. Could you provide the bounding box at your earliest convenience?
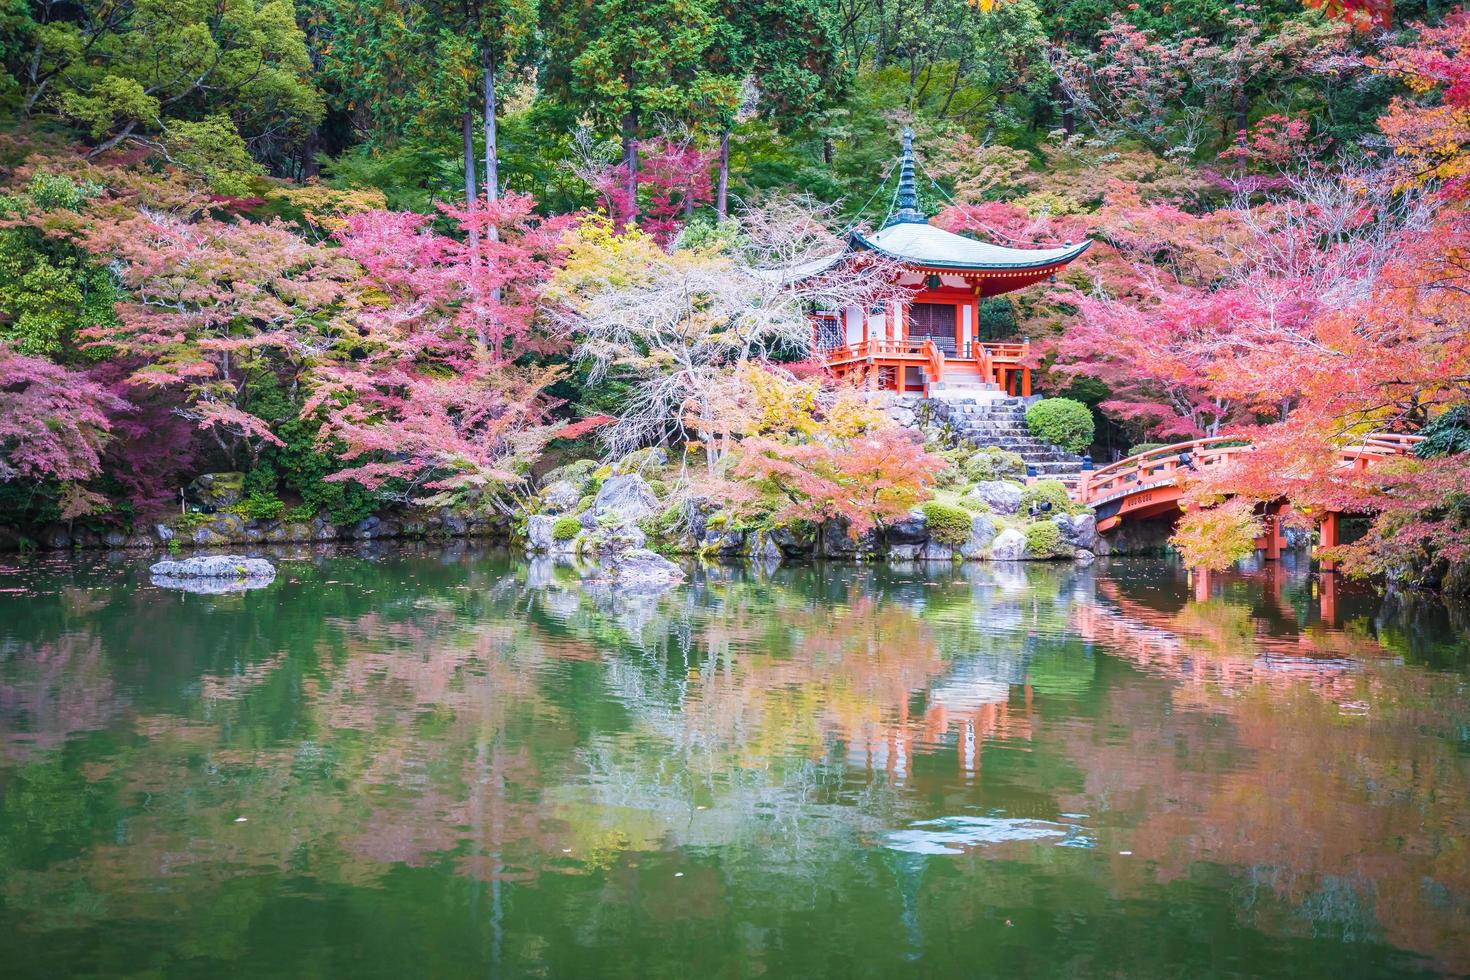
[545,197,903,469]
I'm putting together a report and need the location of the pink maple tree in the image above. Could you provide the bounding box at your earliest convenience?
[0,345,129,515]
[79,210,360,467]
[586,137,716,247]
[309,193,575,512]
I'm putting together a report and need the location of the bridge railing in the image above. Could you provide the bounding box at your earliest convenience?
[1078,432,1426,507]
[1078,437,1252,506]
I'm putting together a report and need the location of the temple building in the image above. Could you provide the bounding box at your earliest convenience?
[811,130,1091,396]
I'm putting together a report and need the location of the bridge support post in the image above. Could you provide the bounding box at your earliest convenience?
[1259,513,1280,561]
[1318,511,1340,573]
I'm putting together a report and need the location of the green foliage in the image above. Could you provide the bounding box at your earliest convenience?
[920,501,973,546]
[22,0,322,177]
[975,298,1018,341]
[0,229,118,357]
[552,515,582,540]
[160,116,267,195]
[1024,519,1070,559]
[1025,397,1095,454]
[1417,404,1470,459]
[1127,442,1169,457]
[1020,480,1075,518]
[0,174,116,357]
[232,493,285,521]
[242,375,380,526]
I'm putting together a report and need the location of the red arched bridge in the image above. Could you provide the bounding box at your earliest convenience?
[1071,433,1424,565]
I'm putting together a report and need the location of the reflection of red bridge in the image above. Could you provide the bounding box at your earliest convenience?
[1073,434,1423,564]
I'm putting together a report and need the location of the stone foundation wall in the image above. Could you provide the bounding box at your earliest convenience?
[1,508,510,552]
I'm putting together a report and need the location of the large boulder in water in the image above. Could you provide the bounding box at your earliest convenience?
[885,512,929,545]
[526,514,555,553]
[1053,513,1098,552]
[149,554,276,592]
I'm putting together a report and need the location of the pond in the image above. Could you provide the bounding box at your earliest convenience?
[1,548,1467,978]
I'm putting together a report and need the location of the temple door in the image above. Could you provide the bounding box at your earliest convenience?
[908,302,957,355]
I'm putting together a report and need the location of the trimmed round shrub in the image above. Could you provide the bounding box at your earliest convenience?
[1025,398,1095,454]
[1020,479,1074,517]
[552,516,581,540]
[1024,520,1071,559]
[920,501,973,546]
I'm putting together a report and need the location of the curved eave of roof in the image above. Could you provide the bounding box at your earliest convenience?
[742,250,848,286]
[850,224,1093,272]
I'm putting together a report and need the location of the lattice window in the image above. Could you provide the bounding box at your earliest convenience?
[813,313,843,351]
[908,302,957,353]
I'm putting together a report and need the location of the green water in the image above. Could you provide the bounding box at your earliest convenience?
[1,548,1467,978]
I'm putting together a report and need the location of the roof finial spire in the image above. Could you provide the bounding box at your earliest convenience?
[889,127,928,227]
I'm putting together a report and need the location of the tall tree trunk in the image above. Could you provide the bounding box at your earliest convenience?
[823,137,834,165]
[482,47,500,217]
[621,106,639,225]
[462,106,483,348]
[482,45,502,306]
[1060,83,1075,137]
[301,124,321,181]
[462,109,479,207]
[874,0,887,68]
[716,130,730,221]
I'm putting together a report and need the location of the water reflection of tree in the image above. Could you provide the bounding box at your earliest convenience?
[0,552,1467,974]
[1063,573,1470,974]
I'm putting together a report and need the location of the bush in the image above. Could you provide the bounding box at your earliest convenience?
[232,493,284,521]
[1127,442,1169,457]
[1020,480,1074,517]
[1025,398,1094,454]
[552,516,581,540]
[1025,520,1071,559]
[920,501,973,546]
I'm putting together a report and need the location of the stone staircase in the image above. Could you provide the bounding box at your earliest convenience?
[891,395,1087,490]
[927,362,997,395]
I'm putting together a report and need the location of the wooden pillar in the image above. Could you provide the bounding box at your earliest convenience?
[1021,367,1032,397]
[896,365,906,394]
[1263,511,1281,561]
[1318,511,1340,573]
